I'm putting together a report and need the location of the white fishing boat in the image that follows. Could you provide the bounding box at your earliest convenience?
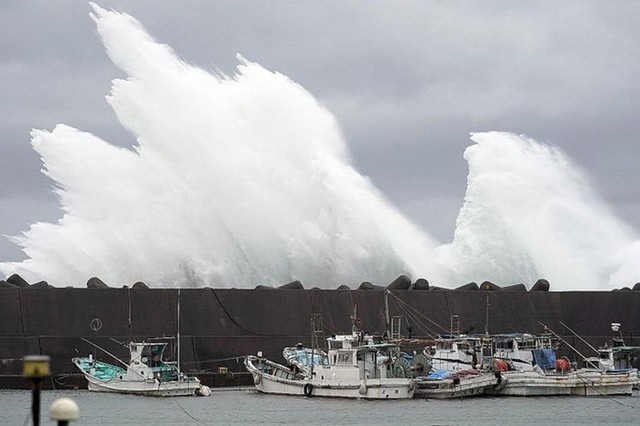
[414,341,499,398]
[490,366,638,396]
[246,328,415,400]
[245,343,415,399]
[486,336,638,396]
[72,340,209,397]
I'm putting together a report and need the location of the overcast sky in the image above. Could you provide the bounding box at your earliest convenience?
[1,0,639,263]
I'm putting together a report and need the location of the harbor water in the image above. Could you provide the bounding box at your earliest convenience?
[1,388,638,425]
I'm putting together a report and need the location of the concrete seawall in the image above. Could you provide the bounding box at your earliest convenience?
[1,287,638,388]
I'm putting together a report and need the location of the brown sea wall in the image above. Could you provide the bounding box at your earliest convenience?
[1,287,639,387]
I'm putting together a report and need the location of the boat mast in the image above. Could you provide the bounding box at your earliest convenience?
[384,290,390,338]
[484,293,490,335]
[177,288,181,378]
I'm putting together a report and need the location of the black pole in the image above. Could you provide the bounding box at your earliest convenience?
[31,378,41,426]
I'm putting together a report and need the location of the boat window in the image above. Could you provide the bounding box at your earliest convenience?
[338,351,352,364]
[495,340,514,350]
[520,339,536,349]
[329,341,342,350]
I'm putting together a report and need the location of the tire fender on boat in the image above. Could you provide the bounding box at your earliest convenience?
[494,373,507,391]
[303,383,313,397]
[358,383,367,395]
[253,374,261,385]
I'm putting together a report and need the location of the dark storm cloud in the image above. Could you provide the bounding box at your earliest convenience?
[1,0,639,262]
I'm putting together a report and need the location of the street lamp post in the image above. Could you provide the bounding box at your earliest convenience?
[22,355,51,426]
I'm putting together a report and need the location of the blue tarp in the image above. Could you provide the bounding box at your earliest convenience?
[426,369,454,379]
[532,348,557,370]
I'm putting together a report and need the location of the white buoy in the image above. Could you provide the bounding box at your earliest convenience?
[50,397,80,424]
[195,385,211,397]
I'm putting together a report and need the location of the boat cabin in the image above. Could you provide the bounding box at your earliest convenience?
[490,333,555,371]
[426,335,482,371]
[126,341,178,382]
[306,332,405,380]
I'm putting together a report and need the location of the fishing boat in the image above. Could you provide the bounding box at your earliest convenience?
[413,338,500,398]
[413,367,500,399]
[489,365,638,396]
[245,322,415,400]
[72,340,210,397]
[245,342,415,399]
[485,336,638,396]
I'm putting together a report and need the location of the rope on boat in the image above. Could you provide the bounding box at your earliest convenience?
[573,371,638,408]
[386,291,448,337]
[162,384,202,423]
[540,322,639,408]
[181,355,247,370]
[537,322,599,369]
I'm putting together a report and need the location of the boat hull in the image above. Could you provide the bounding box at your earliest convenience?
[489,369,637,396]
[414,373,499,399]
[255,375,413,399]
[73,357,201,397]
[83,373,200,396]
[246,356,414,399]
[570,369,638,396]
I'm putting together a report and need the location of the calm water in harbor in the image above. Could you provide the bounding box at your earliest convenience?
[1,388,638,425]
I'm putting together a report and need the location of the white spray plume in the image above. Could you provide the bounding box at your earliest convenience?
[0,4,439,288]
[438,132,637,290]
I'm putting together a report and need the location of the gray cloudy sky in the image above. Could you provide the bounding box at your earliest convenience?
[1,1,639,264]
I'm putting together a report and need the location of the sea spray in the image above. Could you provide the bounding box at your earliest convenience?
[438,132,637,290]
[0,4,440,288]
